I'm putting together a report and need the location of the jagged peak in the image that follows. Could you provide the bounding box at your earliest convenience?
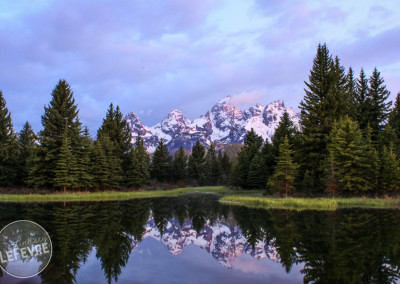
[169,109,183,115]
[267,100,285,108]
[125,111,139,119]
[124,112,144,124]
[249,103,265,110]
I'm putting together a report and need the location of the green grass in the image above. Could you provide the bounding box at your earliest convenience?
[0,186,234,203]
[1,186,400,210]
[220,195,400,211]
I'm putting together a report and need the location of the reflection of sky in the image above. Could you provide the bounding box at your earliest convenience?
[76,238,303,284]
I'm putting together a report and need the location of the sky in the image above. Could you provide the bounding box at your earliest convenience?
[1,0,400,133]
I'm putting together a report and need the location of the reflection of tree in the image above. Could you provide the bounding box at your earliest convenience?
[93,200,149,283]
[1,198,400,283]
[0,200,151,284]
[152,198,173,235]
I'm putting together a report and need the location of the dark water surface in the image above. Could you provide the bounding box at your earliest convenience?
[0,194,400,283]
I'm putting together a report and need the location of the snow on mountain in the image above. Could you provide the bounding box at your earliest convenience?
[130,216,279,269]
[125,95,300,152]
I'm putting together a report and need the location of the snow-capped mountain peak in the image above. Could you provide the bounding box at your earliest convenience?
[125,96,300,152]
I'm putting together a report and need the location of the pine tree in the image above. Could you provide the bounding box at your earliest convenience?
[17,122,38,185]
[126,134,150,187]
[272,111,296,155]
[346,67,357,113]
[218,150,231,184]
[76,126,93,189]
[232,129,263,188]
[188,141,206,183]
[0,91,19,186]
[299,44,334,193]
[151,139,171,182]
[299,44,352,193]
[90,139,110,189]
[53,134,78,192]
[97,103,132,157]
[365,147,380,192]
[267,136,298,197]
[99,133,123,188]
[380,146,400,192]
[327,56,353,118]
[97,103,132,184]
[29,80,83,189]
[205,143,221,185]
[388,92,400,153]
[247,153,264,189]
[368,68,392,137]
[172,146,188,182]
[260,138,275,189]
[325,152,339,196]
[354,69,371,130]
[327,116,368,192]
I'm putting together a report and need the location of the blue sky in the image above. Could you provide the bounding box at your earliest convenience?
[1,0,400,133]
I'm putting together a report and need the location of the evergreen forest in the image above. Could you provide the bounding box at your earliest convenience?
[1,44,400,196]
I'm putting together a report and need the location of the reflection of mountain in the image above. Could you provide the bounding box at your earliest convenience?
[131,217,278,269]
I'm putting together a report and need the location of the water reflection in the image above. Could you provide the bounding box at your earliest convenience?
[0,194,400,283]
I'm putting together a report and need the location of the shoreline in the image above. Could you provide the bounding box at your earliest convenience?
[0,186,399,210]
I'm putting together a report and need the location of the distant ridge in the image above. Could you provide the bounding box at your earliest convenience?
[125,95,300,152]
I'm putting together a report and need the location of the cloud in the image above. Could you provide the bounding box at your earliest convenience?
[0,0,399,133]
[230,90,268,107]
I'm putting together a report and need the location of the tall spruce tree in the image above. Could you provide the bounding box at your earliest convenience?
[126,134,150,187]
[97,103,132,184]
[151,139,171,182]
[97,103,132,157]
[267,136,298,197]
[172,146,188,182]
[188,141,206,184]
[17,122,38,185]
[0,91,18,186]
[327,116,368,192]
[28,80,83,189]
[299,44,352,193]
[368,68,392,137]
[232,128,263,188]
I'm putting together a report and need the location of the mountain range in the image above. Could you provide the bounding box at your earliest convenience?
[125,95,300,152]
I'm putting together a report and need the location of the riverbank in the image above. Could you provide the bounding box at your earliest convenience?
[0,186,236,203]
[0,186,399,210]
[220,195,400,210]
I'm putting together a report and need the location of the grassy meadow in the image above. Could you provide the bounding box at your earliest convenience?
[1,186,400,210]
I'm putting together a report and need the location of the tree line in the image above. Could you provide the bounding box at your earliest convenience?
[1,43,400,195]
[231,44,400,196]
[0,80,231,190]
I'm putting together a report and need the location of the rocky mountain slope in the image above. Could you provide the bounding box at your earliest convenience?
[125,95,300,152]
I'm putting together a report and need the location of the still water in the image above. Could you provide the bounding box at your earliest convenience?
[0,194,399,283]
